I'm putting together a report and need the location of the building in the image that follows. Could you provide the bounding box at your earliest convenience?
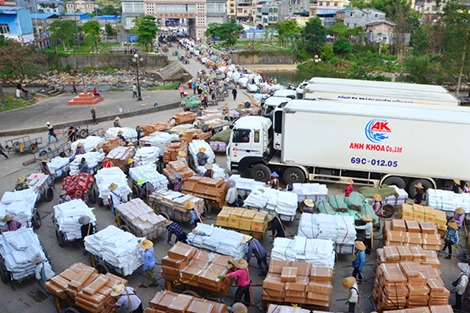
[65,0,99,13]
[0,6,34,42]
[15,0,37,13]
[312,0,348,8]
[121,0,143,29]
[365,20,395,33]
[415,0,444,21]
[64,12,89,19]
[267,1,278,24]
[206,0,226,24]
[278,0,309,22]
[236,0,255,22]
[0,0,16,6]
[255,2,268,24]
[226,0,235,20]
[36,0,64,13]
[335,7,385,28]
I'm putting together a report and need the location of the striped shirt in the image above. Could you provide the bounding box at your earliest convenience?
[167,223,185,243]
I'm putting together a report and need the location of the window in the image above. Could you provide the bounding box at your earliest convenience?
[354,23,356,26]
[334,2,338,6]
[326,1,329,5]
[0,24,10,34]
[254,131,260,143]
[349,12,354,16]
[274,111,283,134]
[374,14,378,17]
[319,1,322,5]
[233,129,251,143]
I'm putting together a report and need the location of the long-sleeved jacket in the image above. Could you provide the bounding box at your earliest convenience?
[354,250,365,271]
[355,222,373,239]
[246,239,267,262]
[143,247,155,271]
[225,187,237,204]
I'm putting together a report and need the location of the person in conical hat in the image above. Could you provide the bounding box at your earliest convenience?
[452,208,465,228]
[414,182,424,204]
[301,199,315,213]
[105,284,143,312]
[219,258,250,306]
[355,215,373,254]
[343,179,354,197]
[2,215,21,232]
[15,176,28,191]
[108,183,122,212]
[372,194,382,216]
[443,221,459,259]
[137,239,158,288]
[342,276,359,313]
[352,241,366,284]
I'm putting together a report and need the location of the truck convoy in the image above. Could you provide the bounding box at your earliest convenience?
[227,99,470,198]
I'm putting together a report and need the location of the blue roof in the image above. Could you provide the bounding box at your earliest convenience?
[65,13,89,16]
[31,13,61,19]
[317,12,337,16]
[0,6,23,13]
[336,7,353,13]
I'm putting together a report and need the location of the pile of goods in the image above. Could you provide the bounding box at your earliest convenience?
[180,129,211,143]
[0,228,47,280]
[146,290,229,313]
[95,167,131,205]
[129,165,168,189]
[367,186,408,207]
[105,127,137,142]
[140,132,179,151]
[399,204,448,231]
[267,305,310,313]
[115,199,167,239]
[69,151,105,175]
[291,183,328,202]
[101,137,125,154]
[209,129,230,153]
[373,262,450,311]
[44,262,127,312]
[195,163,226,179]
[72,136,105,153]
[187,224,249,259]
[61,173,95,199]
[148,189,204,222]
[228,174,264,197]
[171,112,197,125]
[144,122,171,136]
[383,305,454,313]
[271,237,335,268]
[427,188,470,213]
[384,219,442,251]
[376,246,441,271]
[263,260,334,309]
[0,189,37,227]
[163,141,188,163]
[244,187,297,221]
[25,172,50,193]
[189,140,215,166]
[316,193,378,225]
[182,177,227,203]
[54,199,96,241]
[163,160,196,181]
[47,157,71,176]
[134,146,160,166]
[216,207,268,236]
[84,225,144,276]
[161,242,234,294]
[105,146,136,172]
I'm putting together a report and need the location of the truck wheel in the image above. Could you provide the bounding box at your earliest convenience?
[283,167,306,184]
[250,164,271,183]
[98,198,104,207]
[382,176,406,189]
[32,210,41,229]
[408,179,433,199]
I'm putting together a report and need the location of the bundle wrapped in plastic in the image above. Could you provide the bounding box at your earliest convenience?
[69,151,105,175]
[0,189,37,229]
[229,174,264,196]
[189,140,215,166]
[84,225,144,276]
[134,146,160,166]
[244,187,297,218]
[129,165,169,189]
[106,127,137,142]
[95,167,131,205]
[196,163,226,179]
[71,136,105,153]
[427,189,470,213]
[209,141,227,153]
[140,132,179,151]
[297,213,356,246]
[47,157,71,177]
[54,199,96,241]
[292,183,328,202]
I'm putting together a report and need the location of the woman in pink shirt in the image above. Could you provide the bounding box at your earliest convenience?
[221,259,251,305]
[178,83,185,98]
[343,179,354,197]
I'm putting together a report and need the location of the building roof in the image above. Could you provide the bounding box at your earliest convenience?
[317,12,337,17]
[366,19,396,27]
[362,8,385,14]
[335,7,353,13]
[31,12,61,18]
[65,12,89,16]
[37,0,64,3]
[0,5,23,13]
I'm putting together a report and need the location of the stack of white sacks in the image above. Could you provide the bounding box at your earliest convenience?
[95,167,132,205]
[244,187,297,219]
[0,189,37,228]
[69,151,105,175]
[54,200,97,241]
[140,132,179,151]
[187,224,248,260]
[189,140,215,166]
[297,213,356,246]
[427,189,470,213]
[271,236,335,269]
[229,174,264,197]
[71,136,105,153]
[129,165,169,189]
[47,157,71,177]
[84,225,144,276]
[292,183,328,202]
[106,127,137,142]
[0,228,47,280]
[196,163,226,179]
[134,146,160,166]
[25,173,50,194]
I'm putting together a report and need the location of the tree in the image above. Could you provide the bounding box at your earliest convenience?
[133,15,159,52]
[204,19,244,47]
[277,20,297,47]
[102,5,117,15]
[333,37,353,56]
[105,23,116,36]
[0,37,46,80]
[49,20,77,51]
[82,20,100,50]
[88,13,95,19]
[301,18,327,54]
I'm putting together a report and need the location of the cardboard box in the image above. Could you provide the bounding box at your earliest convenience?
[263,275,285,292]
[281,267,297,282]
[239,219,252,231]
[168,242,198,261]
[227,216,240,229]
[405,220,420,233]
[393,219,407,232]
[306,281,333,294]
[269,260,290,274]
[310,267,334,282]
[251,223,266,233]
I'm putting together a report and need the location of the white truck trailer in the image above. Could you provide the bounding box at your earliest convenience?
[226,100,470,197]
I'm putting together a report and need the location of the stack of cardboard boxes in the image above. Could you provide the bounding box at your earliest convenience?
[383,220,442,251]
[161,242,234,295]
[101,137,125,154]
[149,189,204,223]
[399,204,448,231]
[376,246,441,271]
[145,290,229,313]
[180,129,203,144]
[163,142,189,163]
[267,305,310,313]
[383,305,454,313]
[182,177,227,203]
[144,123,171,136]
[163,160,196,181]
[216,207,267,238]
[115,198,167,239]
[44,262,127,313]
[171,112,197,125]
[262,260,333,309]
[105,146,136,172]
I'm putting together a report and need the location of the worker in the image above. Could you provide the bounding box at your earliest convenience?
[68,126,77,142]
[301,199,315,213]
[46,122,59,143]
[224,113,231,122]
[137,179,155,201]
[193,118,202,129]
[352,241,366,284]
[100,130,107,139]
[187,201,203,225]
[136,123,143,144]
[245,237,269,276]
[165,220,188,244]
[197,106,204,117]
[271,215,285,240]
[2,215,22,232]
[343,179,354,197]
[138,239,158,288]
[342,277,359,313]
[172,173,183,192]
[15,176,29,191]
[452,208,465,228]
[117,131,127,144]
[103,159,114,168]
[219,259,251,306]
[114,116,121,127]
[127,158,136,173]
[355,215,373,254]
[225,179,238,207]
[270,172,279,189]
[204,163,214,178]
[75,142,85,155]
[414,182,424,204]
[372,194,382,216]
[197,148,209,166]
[179,100,188,112]
[79,215,95,239]
[442,221,459,259]
[79,158,89,174]
[108,183,124,212]
[41,157,52,175]
[452,263,469,310]
[176,151,187,164]
[96,143,104,154]
[105,284,143,313]
[230,303,248,313]
[453,179,461,194]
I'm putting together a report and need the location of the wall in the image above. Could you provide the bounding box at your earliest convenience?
[230,52,295,65]
[18,8,33,34]
[53,54,168,70]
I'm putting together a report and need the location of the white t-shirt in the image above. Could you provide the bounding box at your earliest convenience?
[133,85,137,92]
[108,189,122,207]
[115,287,141,311]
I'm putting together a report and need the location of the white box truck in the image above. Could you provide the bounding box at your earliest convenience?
[226,100,470,198]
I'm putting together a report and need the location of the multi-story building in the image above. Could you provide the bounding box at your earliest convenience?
[0,6,34,42]
[335,7,385,28]
[65,0,99,13]
[267,1,278,25]
[206,0,226,24]
[121,0,143,29]
[415,0,445,21]
[278,0,309,22]
[255,2,268,24]
[236,0,254,22]
[36,0,64,13]
[15,0,37,13]
[226,0,235,20]
[313,0,348,8]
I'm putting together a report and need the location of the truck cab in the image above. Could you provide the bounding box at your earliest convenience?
[296,80,310,99]
[273,90,296,100]
[260,97,291,115]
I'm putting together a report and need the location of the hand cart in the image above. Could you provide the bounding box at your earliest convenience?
[5,135,43,154]
[22,173,55,202]
[46,291,118,313]
[63,124,94,139]
[85,250,130,277]
[38,142,72,159]
[162,277,232,303]
[150,201,194,222]
[115,210,163,240]
[52,213,97,248]
[61,173,98,206]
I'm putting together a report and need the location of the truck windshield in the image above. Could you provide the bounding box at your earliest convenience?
[233,129,251,143]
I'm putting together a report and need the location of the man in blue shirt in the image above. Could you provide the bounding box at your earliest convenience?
[443,221,459,259]
[138,239,158,288]
[352,241,366,284]
[245,238,269,276]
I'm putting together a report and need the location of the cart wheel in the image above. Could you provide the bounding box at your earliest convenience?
[59,152,66,158]
[56,230,66,247]
[157,160,165,173]
[182,290,200,297]
[203,200,212,214]
[64,307,80,313]
[95,262,110,274]
[32,210,41,229]
[381,204,395,218]
[79,129,88,138]
[45,187,54,202]
[98,197,104,207]
[119,225,131,233]
[0,259,10,283]
[12,142,20,152]
[161,212,170,221]
[39,150,47,157]
[88,187,97,204]
[29,143,38,154]
[132,185,140,199]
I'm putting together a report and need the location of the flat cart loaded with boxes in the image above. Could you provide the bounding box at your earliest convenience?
[149,189,205,222]
[216,207,268,240]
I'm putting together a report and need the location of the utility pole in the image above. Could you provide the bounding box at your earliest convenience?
[73,0,85,91]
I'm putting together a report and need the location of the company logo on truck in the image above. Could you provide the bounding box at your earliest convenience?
[365,119,390,143]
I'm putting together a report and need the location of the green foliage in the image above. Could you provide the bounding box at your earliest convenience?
[0,39,46,78]
[319,44,334,60]
[0,93,35,113]
[105,23,116,36]
[133,16,159,52]
[330,23,347,37]
[59,64,72,72]
[349,0,412,22]
[48,20,77,50]
[402,55,446,84]
[83,20,100,49]
[277,20,298,44]
[333,37,353,56]
[302,18,327,54]
[205,19,244,47]
[102,5,117,15]
[88,13,95,19]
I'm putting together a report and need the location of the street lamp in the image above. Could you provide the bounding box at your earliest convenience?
[313,55,321,77]
[132,54,144,101]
